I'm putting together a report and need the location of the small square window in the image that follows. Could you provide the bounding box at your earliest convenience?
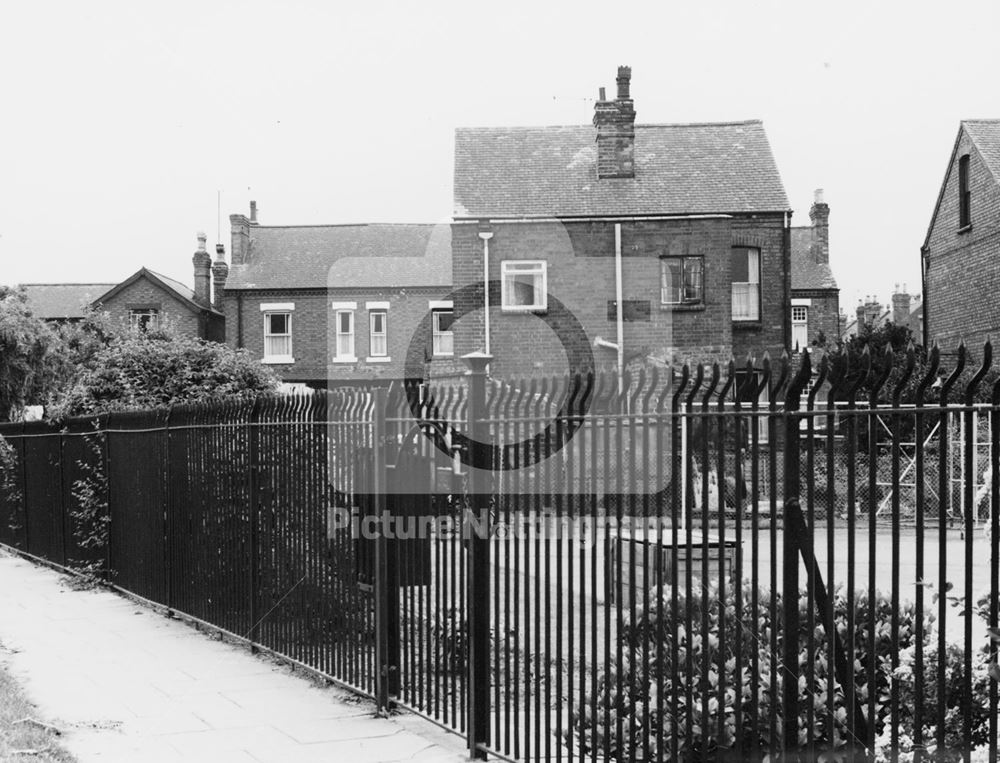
[501,261,547,312]
[660,256,704,305]
[432,309,454,356]
[129,308,159,332]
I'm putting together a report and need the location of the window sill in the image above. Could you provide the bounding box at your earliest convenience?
[365,356,391,364]
[332,356,358,364]
[432,353,454,359]
[262,356,295,364]
[660,303,705,312]
[958,224,973,234]
[501,306,547,315]
[733,320,763,330]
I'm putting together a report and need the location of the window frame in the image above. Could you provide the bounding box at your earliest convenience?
[500,260,548,313]
[432,308,455,357]
[791,305,809,351]
[368,309,388,360]
[731,246,761,322]
[262,311,293,363]
[128,308,159,333]
[959,154,972,229]
[334,309,356,362]
[659,255,705,306]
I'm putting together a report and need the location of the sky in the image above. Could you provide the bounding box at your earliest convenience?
[2,0,999,316]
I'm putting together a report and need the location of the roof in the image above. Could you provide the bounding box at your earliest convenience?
[93,268,221,316]
[842,294,923,339]
[453,121,790,218]
[226,223,452,290]
[789,227,838,291]
[964,120,1000,180]
[922,119,1000,250]
[20,283,116,320]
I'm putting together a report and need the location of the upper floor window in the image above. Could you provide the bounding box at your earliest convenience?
[660,256,704,305]
[263,312,292,361]
[501,261,547,312]
[732,246,761,321]
[791,305,809,351]
[959,154,971,228]
[432,309,454,356]
[335,309,355,361]
[129,308,159,332]
[369,310,388,358]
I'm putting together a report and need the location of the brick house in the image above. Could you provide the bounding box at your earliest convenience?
[21,234,224,340]
[450,67,793,381]
[220,206,453,387]
[922,120,1000,350]
[790,190,840,351]
[842,287,923,341]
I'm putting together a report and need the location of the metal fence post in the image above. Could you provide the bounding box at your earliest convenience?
[372,386,396,713]
[464,351,492,760]
[782,351,810,756]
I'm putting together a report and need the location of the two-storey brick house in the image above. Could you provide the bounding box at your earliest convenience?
[922,120,1000,350]
[220,205,453,387]
[450,67,793,381]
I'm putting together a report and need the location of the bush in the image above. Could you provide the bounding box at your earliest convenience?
[566,582,993,761]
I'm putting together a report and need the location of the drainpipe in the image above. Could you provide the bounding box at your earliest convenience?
[236,293,244,349]
[615,223,625,398]
[478,227,494,358]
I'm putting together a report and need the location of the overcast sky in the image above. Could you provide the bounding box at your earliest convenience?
[2,0,998,317]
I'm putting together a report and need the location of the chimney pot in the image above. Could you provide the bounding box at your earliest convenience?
[616,66,632,99]
[814,188,824,204]
[249,200,257,224]
[215,243,225,260]
[598,86,606,101]
[197,231,207,252]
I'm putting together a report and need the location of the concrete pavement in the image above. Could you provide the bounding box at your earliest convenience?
[0,550,469,763]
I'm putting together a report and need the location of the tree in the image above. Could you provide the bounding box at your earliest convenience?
[0,287,61,421]
[49,328,280,418]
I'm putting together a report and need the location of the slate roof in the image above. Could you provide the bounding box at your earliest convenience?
[789,227,838,291]
[453,121,790,219]
[20,283,116,320]
[964,119,1000,181]
[92,268,222,316]
[226,224,452,290]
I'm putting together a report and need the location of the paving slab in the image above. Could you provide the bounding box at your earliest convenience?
[0,550,469,763]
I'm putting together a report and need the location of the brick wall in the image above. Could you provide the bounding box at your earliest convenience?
[791,289,840,349]
[452,215,788,378]
[925,130,1000,350]
[98,279,215,339]
[222,287,454,384]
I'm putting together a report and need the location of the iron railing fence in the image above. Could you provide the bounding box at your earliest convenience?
[0,341,998,762]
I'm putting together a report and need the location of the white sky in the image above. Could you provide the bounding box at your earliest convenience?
[2,0,998,317]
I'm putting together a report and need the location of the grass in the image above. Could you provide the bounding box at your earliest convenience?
[0,649,75,762]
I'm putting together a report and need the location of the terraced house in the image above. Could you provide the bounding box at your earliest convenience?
[450,67,795,381]
[219,204,453,387]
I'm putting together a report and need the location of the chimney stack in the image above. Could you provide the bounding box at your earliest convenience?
[809,188,830,264]
[593,66,636,179]
[230,212,251,265]
[856,302,866,331]
[192,232,212,307]
[892,283,911,329]
[211,243,229,311]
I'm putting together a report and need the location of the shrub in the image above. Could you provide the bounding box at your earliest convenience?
[566,581,993,761]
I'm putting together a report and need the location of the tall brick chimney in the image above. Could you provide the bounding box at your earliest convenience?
[192,232,212,307]
[809,188,830,264]
[230,212,251,265]
[593,66,636,179]
[892,283,911,328]
[211,243,229,311]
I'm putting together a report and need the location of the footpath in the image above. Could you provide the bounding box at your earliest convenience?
[0,550,468,763]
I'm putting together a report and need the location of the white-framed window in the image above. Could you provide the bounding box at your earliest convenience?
[335,309,355,361]
[732,247,761,321]
[129,308,159,332]
[432,309,454,356]
[791,305,809,351]
[369,310,387,358]
[660,256,704,305]
[263,312,293,362]
[501,260,547,312]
